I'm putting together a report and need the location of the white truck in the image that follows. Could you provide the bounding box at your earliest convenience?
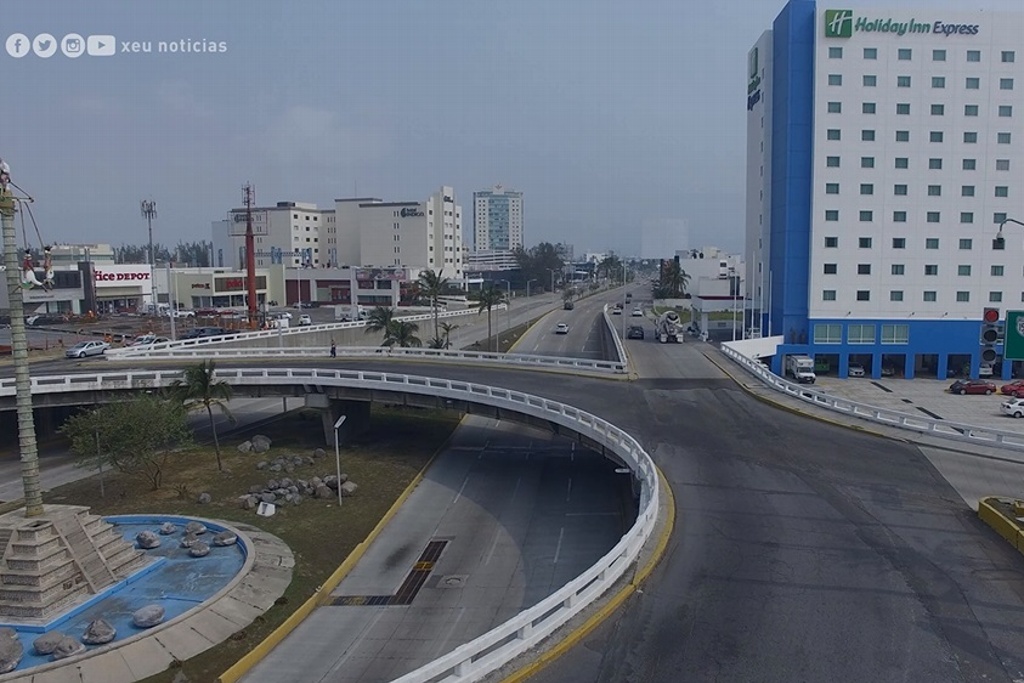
[786,355,817,384]
[335,304,367,322]
[655,311,684,343]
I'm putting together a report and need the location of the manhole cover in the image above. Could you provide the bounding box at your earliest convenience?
[440,575,467,588]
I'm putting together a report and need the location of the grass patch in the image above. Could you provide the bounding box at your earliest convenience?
[43,405,460,683]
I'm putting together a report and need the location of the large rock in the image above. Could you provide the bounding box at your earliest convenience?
[240,496,257,510]
[313,447,326,459]
[0,635,22,673]
[213,530,237,546]
[133,605,165,628]
[0,628,16,642]
[251,435,272,453]
[81,619,116,645]
[310,476,322,488]
[51,636,85,660]
[315,485,334,500]
[255,461,268,471]
[269,463,282,472]
[33,631,64,655]
[180,532,199,548]
[196,492,212,505]
[323,475,339,490]
[248,484,264,494]
[185,521,207,536]
[266,479,280,491]
[237,440,253,453]
[260,492,276,505]
[279,478,293,489]
[158,522,177,535]
[136,531,160,549]
[189,541,211,558]
[340,481,358,497]
[291,495,303,506]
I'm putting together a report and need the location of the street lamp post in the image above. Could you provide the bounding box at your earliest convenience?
[497,280,511,333]
[333,414,347,506]
[141,200,157,313]
[527,278,538,298]
[995,218,1024,249]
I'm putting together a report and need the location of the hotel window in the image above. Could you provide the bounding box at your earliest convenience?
[895,157,908,169]
[964,132,978,143]
[967,50,981,62]
[859,237,873,248]
[826,156,840,167]
[892,238,906,249]
[828,74,842,86]
[992,265,1005,277]
[966,77,980,89]
[958,265,972,276]
[827,101,842,113]
[863,74,877,86]
[929,131,943,143]
[825,236,838,247]
[856,291,870,301]
[1001,78,1014,90]
[826,182,839,194]
[814,323,841,343]
[896,103,910,115]
[890,290,904,302]
[825,210,839,221]
[927,212,941,223]
[896,130,910,142]
[861,130,875,141]
[956,292,970,303]
[932,77,945,89]
[997,159,1010,171]
[897,75,911,87]
[863,48,877,60]
[828,47,843,59]
[965,104,978,116]
[924,291,937,302]
[929,158,942,170]
[894,184,908,196]
[857,264,871,275]
[999,106,1013,117]
[991,292,1004,303]
[996,212,1008,224]
[861,156,875,168]
[859,211,873,222]
[925,265,939,276]
[862,102,876,114]
[963,158,977,170]
[996,186,1009,197]
[926,238,940,249]
[893,211,907,222]
[961,212,974,224]
[931,104,945,115]
[933,49,946,62]
[824,263,837,274]
[898,49,912,61]
[1002,51,1016,63]
[849,324,875,343]
[827,129,841,140]
[927,185,942,197]
[881,324,909,344]
[822,290,837,302]
[891,264,905,275]
[998,132,1012,144]
[959,239,972,250]
[860,184,873,195]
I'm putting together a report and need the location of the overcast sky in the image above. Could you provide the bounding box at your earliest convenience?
[3,0,1019,257]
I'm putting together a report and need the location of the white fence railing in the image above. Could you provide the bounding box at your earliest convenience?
[719,344,1024,451]
[103,345,627,375]
[0,367,658,682]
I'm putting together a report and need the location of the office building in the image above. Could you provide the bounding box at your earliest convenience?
[473,186,523,252]
[749,0,1023,379]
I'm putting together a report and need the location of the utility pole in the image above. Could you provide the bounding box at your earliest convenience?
[140,200,157,312]
[243,184,258,329]
[0,158,43,516]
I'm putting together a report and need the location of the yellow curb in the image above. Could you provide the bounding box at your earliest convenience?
[499,466,676,683]
[216,421,456,683]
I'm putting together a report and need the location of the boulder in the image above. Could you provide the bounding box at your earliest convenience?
[269,464,282,472]
[189,541,211,558]
[260,492,276,505]
[311,476,323,488]
[283,494,294,504]
[185,521,207,536]
[213,530,237,546]
[284,464,295,474]
[340,481,358,497]
[313,447,326,459]
[33,631,64,656]
[288,485,299,495]
[248,484,264,494]
[279,478,293,489]
[323,475,339,490]
[81,619,116,645]
[291,495,303,506]
[266,479,280,491]
[51,636,85,660]
[241,496,257,510]
[251,434,272,450]
[339,472,349,484]
[255,461,268,471]
[133,605,165,628]
[136,531,160,549]
[0,628,16,642]
[296,479,308,490]
[196,492,212,505]
[180,532,199,548]
[237,440,253,453]
[315,485,333,500]
[158,522,177,535]
[291,456,305,466]
[0,635,22,673]
[303,456,316,466]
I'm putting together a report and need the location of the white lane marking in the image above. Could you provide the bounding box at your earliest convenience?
[452,475,470,505]
[553,527,565,565]
[566,477,573,503]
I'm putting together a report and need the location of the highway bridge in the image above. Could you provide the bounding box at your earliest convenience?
[3,289,1024,682]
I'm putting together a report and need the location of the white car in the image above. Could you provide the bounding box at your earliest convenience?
[1002,397,1024,418]
[555,323,569,334]
[169,309,195,318]
[848,363,866,377]
[631,308,643,317]
[65,340,109,359]
[298,314,313,326]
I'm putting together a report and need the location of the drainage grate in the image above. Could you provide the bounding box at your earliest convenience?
[330,539,449,607]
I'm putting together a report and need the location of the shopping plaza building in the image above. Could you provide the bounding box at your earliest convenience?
[748,0,1024,379]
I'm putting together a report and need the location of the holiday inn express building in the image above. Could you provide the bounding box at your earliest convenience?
[749,0,1024,379]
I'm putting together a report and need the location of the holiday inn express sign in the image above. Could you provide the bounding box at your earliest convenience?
[824,9,979,38]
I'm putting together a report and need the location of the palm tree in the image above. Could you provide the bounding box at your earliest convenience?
[439,321,459,349]
[471,285,508,353]
[416,269,449,342]
[170,360,234,472]
[384,320,422,348]
[364,306,395,345]
[662,260,690,298]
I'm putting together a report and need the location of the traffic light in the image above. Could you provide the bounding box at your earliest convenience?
[981,307,1001,363]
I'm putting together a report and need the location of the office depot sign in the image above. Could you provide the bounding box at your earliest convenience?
[93,267,152,288]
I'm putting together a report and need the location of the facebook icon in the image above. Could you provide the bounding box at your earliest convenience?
[6,33,30,58]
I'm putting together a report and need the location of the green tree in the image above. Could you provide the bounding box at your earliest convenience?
[364,306,396,345]
[60,395,192,490]
[514,242,568,292]
[170,360,235,472]
[439,321,459,349]
[384,320,423,348]
[597,254,624,282]
[416,269,449,343]
[660,259,690,298]
[471,285,508,352]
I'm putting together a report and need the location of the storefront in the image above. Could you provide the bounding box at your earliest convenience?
[92,264,154,314]
[166,266,285,311]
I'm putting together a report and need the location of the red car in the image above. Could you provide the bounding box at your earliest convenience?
[1001,380,1024,397]
[949,380,997,395]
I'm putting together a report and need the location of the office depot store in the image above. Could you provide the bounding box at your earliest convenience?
[91,264,154,313]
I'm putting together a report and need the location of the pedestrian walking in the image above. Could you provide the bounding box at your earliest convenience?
[330,340,336,358]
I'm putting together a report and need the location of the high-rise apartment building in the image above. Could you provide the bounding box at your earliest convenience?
[473,186,523,252]
[749,0,1023,379]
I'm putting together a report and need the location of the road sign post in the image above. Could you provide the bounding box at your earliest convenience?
[1005,311,1024,360]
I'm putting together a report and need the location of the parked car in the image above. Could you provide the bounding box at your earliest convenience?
[626,325,644,340]
[1002,380,1024,397]
[848,363,865,377]
[169,309,195,318]
[128,334,158,347]
[1002,397,1024,418]
[979,363,994,377]
[631,308,643,317]
[65,340,109,359]
[880,365,895,377]
[949,379,997,395]
[298,314,312,326]
[555,323,569,335]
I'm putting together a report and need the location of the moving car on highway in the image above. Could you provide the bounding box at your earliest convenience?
[1002,397,1024,418]
[65,340,109,359]
[626,325,644,340]
[555,323,569,334]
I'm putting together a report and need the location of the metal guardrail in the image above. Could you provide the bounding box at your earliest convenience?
[103,345,627,375]
[719,344,1024,451]
[0,367,658,683]
[602,304,628,369]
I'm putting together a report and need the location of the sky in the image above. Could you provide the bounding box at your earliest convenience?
[2,0,1020,258]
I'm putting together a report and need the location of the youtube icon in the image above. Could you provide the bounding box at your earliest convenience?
[87,35,115,56]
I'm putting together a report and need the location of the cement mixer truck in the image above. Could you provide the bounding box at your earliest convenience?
[656,311,684,343]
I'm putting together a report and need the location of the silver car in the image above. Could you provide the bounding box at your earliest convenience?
[65,340,109,359]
